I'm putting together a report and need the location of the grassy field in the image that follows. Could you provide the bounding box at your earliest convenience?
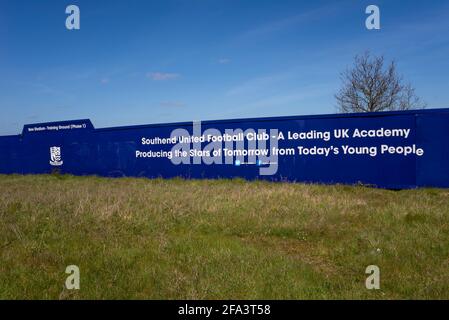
[0,174,448,299]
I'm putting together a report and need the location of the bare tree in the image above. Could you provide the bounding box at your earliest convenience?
[335,52,426,113]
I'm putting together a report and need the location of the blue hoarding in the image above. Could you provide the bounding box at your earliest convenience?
[1,108,449,189]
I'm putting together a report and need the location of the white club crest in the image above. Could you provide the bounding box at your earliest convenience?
[49,146,63,166]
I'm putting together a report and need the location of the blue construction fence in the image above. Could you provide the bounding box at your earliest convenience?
[1,108,448,189]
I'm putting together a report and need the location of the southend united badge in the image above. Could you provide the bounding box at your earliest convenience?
[49,146,63,166]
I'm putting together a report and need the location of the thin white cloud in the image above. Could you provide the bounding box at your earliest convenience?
[218,58,231,64]
[24,82,59,95]
[226,72,292,96]
[100,77,110,84]
[147,72,180,81]
[236,4,341,41]
[246,85,332,108]
[220,83,336,119]
[160,101,185,107]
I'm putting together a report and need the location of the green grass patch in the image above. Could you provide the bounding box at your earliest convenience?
[0,174,448,299]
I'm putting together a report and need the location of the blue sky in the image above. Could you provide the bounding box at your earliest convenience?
[1,0,449,135]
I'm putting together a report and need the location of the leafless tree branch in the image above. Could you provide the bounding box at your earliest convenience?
[335,52,426,113]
